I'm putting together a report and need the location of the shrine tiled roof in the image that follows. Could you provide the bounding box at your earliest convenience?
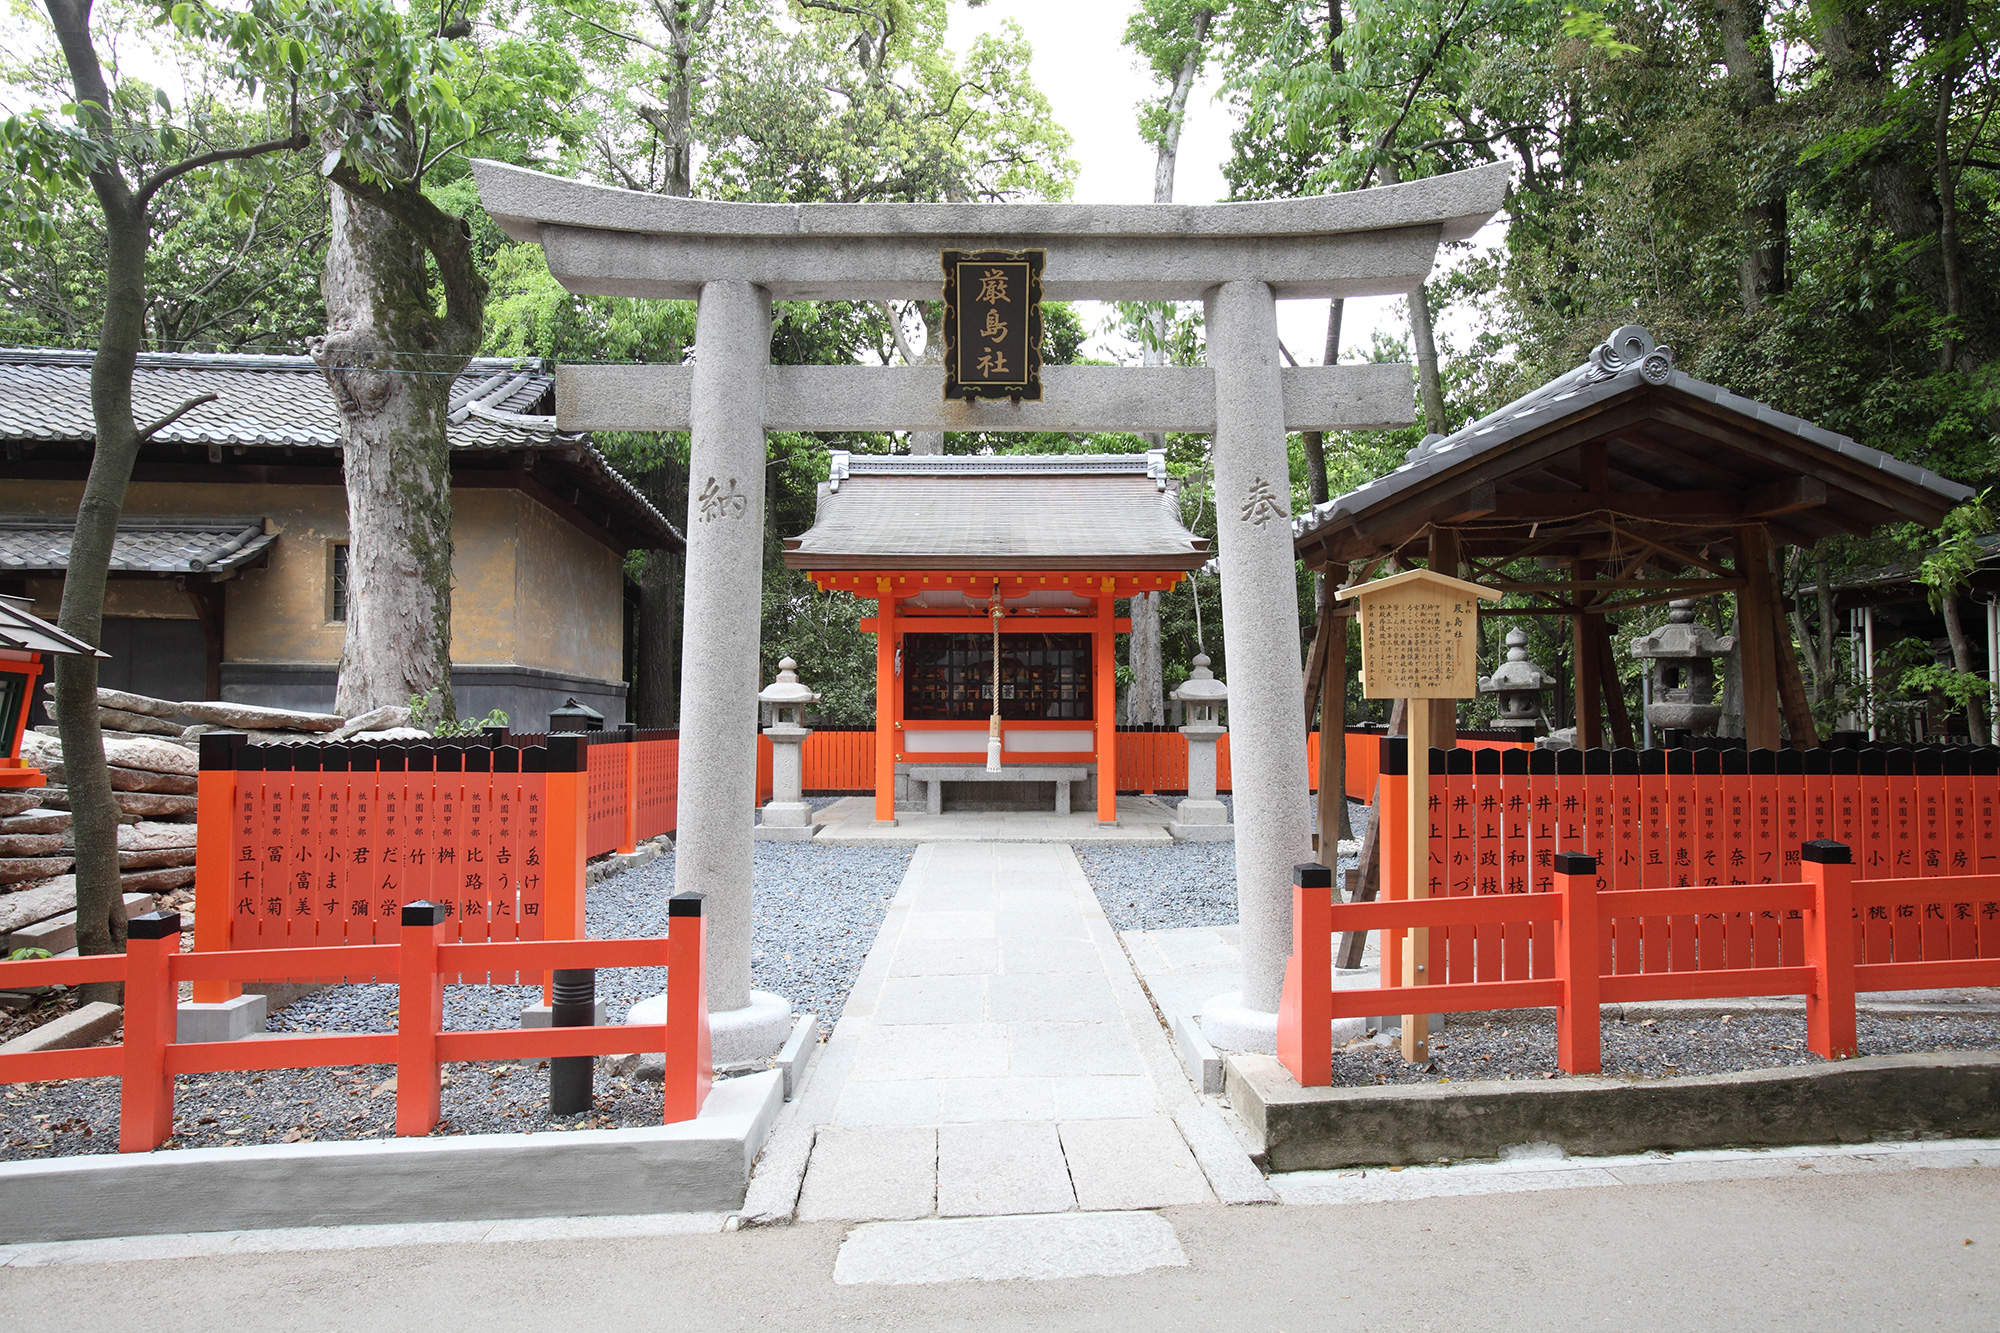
[1292,326,1974,560]
[0,348,680,550]
[0,516,276,578]
[784,451,1210,570]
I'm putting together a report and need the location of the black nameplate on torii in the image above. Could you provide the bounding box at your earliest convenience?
[942,249,1044,402]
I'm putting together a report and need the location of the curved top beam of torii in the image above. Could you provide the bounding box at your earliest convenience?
[470,159,1511,303]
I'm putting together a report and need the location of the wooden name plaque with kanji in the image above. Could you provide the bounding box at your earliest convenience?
[1337,568,1500,700]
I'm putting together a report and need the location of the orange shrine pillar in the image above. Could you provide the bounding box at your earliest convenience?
[1096,579,1118,824]
[873,579,898,824]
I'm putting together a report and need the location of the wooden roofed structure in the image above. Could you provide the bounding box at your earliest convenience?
[1294,326,1976,755]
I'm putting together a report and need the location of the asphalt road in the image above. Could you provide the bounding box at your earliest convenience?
[4,1166,1995,1332]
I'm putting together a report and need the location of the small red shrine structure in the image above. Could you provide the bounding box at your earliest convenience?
[0,594,103,789]
[784,451,1209,824]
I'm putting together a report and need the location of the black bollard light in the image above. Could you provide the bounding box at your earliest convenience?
[548,968,596,1116]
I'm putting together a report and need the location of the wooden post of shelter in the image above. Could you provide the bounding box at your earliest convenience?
[1735,526,1783,750]
[1338,567,1500,1062]
[1573,557,1602,749]
[1427,529,1463,748]
[1315,609,1349,864]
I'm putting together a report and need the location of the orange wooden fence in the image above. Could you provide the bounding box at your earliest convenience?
[1277,844,2000,1084]
[0,895,712,1150]
[1377,741,2000,990]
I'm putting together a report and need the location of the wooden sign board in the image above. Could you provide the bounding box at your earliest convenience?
[1338,568,1500,700]
[942,249,1043,401]
[1336,566,1500,1064]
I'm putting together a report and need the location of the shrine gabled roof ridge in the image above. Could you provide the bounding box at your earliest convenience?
[1292,324,1975,545]
[472,159,1510,246]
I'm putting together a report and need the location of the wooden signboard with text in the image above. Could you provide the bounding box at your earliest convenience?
[942,249,1044,401]
[1338,568,1501,1061]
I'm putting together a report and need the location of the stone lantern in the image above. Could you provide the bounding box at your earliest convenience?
[1630,601,1735,738]
[1478,628,1555,734]
[1169,653,1232,841]
[755,657,821,842]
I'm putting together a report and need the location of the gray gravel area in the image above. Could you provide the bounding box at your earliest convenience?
[0,829,911,1159]
[1327,1011,2000,1086]
[1080,797,1370,932]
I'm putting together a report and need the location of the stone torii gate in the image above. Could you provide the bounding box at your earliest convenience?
[472,160,1509,1057]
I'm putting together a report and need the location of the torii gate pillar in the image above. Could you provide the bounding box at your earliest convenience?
[1202,280,1313,1032]
[648,279,794,1057]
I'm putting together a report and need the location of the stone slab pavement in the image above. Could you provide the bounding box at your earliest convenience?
[753,840,1271,1225]
[3,1145,1993,1328]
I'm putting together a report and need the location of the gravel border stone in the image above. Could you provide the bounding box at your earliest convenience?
[1325,1011,2000,1086]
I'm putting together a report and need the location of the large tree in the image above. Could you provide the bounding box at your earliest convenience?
[5,0,312,980]
[171,0,591,719]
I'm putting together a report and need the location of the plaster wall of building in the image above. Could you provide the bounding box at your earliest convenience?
[4,479,626,725]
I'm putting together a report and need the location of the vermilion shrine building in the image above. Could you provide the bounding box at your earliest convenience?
[785,451,1209,823]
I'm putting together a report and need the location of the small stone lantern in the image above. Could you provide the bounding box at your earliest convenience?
[1478,628,1555,734]
[1630,601,1735,739]
[1169,653,1232,842]
[754,657,821,842]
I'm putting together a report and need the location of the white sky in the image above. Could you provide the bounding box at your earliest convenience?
[947,0,1498,368]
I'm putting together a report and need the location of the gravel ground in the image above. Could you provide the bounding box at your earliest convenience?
[1079,797,1372,932]
[1326,1011,2000,1086]
[0,825,911,1160]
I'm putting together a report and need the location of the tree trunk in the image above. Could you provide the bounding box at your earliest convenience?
[1942,594,1984,739]
[636,459,688,728]
[44,0,148,991]
[1934,0,1968,372]
[1408,282,1448,435]
[640,0,719,197]
[1815,547,1838,704]
[1150,8,1212,204]
[54,194,144,991]
[1707,0,1787,312]
[317,173,483,719]
[1126,591,1165,725]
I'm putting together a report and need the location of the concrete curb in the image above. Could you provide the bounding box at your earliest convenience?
[1226,1050,2000,1172]
[0,1001,121,1054]
[0,1070,784,1244]
[1449,999,2000,1023]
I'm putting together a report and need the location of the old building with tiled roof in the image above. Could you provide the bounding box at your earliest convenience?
[0,348,681,726]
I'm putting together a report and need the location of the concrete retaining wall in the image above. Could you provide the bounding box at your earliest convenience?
[1226,1051,2000,1172]
[0,1071,781,1244]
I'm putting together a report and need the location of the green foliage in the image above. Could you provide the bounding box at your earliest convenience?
[409,690,507,735]
[5,947,55,962]
[1919,495,1995,606]
[696,4,1075,205]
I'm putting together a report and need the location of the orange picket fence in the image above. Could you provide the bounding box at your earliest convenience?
[1277,844,2000,1083]
[0,896,713,1151]
[1383,741,2000,990]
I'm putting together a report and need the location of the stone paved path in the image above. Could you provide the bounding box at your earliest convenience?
[773,841,1263,1222]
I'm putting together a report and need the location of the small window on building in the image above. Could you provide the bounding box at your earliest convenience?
[329,542,349,623]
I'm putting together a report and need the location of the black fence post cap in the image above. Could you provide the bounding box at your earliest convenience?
[1552,851,1596,876]
[402,900,448,927]
[1801,840,1852,865]
[127,910,182,940]
[668,891,706,917]
[1294,862,1333,889]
